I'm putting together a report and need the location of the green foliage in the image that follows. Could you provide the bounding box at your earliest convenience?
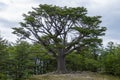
[66,53,84,71]
[100,42,120,75]
[101,53,120,75]
[29,43,56,74]
[84,58,100,72]
[66,52,100,72]
[0,36,9,79]
[7,41,32,80]
[1,34,120,79]
[0,73,7,80]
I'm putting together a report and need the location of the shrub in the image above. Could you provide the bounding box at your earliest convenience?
[66,53,100,72]
[102,54,120,75]
[66,53,85,71]
[84,58,100,72]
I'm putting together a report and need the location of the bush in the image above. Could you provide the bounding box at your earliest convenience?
[66,53,85,71]
[100,43,120,76]
[0,73,7,80]
[84,58,100,72]
[102,54,120,75]
[66,53,100,72]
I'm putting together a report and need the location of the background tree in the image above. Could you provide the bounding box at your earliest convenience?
[100,42,120,75]
[7,41,32,80]
[0,36,9,79]
[13,4,106,73]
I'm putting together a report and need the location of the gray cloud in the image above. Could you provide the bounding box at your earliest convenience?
[0,18,18,27]
[34,0,91,7]
[0,2,7,10]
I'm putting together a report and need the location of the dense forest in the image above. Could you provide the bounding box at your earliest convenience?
[0,4,120,80]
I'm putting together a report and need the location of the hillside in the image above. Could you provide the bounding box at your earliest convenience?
[28,72,120,80]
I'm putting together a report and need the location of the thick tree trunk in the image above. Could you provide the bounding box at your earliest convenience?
[56,55,67,73]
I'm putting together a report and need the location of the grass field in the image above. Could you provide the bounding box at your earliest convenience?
[28,72,120,80]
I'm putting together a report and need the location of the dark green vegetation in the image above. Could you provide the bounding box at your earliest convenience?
[0,36,120,80]
[0,4,120,80]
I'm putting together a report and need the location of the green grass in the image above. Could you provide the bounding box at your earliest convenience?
[28,72,120,80]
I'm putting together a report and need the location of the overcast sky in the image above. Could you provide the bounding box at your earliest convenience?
[0,0,120,46]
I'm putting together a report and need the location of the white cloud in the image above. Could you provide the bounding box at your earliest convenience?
[103,36,120,47]
[0,24,17,42]
[0,0,38,22]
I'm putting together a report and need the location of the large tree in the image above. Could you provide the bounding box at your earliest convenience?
[13,4,106,73]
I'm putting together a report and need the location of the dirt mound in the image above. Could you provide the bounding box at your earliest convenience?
[28,71,120,80]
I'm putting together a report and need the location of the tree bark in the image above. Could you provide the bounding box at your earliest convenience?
[56,54,67,73]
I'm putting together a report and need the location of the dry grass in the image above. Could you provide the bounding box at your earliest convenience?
[28,72,120,80]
